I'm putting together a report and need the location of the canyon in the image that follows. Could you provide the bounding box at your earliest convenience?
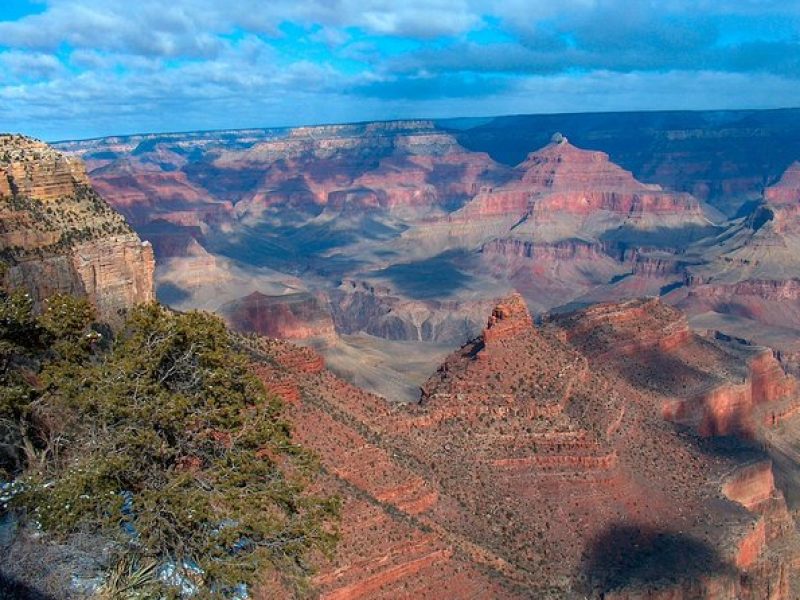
[5,112,800,597]
[53,110,800,396]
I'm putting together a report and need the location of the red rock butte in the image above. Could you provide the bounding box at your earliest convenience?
[455,136,704,221]
[482,292,533,346]
[241,294,800,599]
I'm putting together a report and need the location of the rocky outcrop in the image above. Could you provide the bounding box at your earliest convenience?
[519,138,702,215]
[482,292,532,346]
[0,135,154,320]
[0,134,90,201]
[237,295,800,598]
[556,298,693,357]
[220,291,336,342]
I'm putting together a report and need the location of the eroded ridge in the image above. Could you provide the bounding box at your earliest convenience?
[0,135,154,319]
[244,294,800,598]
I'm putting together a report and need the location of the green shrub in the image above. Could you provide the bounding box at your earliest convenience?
[5,301,338,596]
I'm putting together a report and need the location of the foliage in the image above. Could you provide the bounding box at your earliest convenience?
[1,296,338,596]
[96,555,160,599]
[0,289,45,473]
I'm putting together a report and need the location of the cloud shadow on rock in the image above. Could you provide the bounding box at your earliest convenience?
[582,524,736,596]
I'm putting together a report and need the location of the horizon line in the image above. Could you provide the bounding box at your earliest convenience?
[41,105,800,145]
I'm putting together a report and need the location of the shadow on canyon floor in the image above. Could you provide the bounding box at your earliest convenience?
[581,524,736,596]
[375,250,474,300]
[156,281,191,305]
[600,224,723,248]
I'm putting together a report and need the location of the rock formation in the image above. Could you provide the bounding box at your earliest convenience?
[239,296,800,598]
[449,136,707,228]
[0,135,154,320]
[50,114,800,404]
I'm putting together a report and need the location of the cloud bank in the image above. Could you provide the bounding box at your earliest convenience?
[1,0,799,139]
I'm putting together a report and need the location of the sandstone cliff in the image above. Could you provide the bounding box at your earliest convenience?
[239,296,800,598]
[0,134,154,319]
[676,160,800,358]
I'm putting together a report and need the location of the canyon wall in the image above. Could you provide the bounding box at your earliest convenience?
[0,135,154,320]
[244,296,800,598]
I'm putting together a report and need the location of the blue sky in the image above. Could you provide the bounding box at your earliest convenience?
[1,0,799,140]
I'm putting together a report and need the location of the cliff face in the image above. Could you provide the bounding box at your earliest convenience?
[0,134,154,320]
[243,296,800,599]
[757,161,800,235]
[49,117,800,395]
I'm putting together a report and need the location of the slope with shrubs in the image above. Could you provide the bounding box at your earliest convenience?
[0,269,338,598]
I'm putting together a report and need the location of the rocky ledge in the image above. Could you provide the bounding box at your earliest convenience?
[0,135,154,320]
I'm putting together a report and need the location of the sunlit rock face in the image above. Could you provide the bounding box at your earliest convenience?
[52,111,800,401]
[0,135,154,320]
[241,295,800,598]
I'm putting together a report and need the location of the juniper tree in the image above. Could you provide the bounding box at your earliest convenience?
[5,300,338,596]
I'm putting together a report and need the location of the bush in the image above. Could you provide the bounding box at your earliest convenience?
[5,301,338,596]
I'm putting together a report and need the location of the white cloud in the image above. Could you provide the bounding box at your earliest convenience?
[0,51,65,82]
[0,0,798,139]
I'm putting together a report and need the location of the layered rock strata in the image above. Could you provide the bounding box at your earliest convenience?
[243,295,800,598]
[0,135,154,319]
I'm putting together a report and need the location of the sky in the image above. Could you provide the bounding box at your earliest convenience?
[1,1,799,140]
